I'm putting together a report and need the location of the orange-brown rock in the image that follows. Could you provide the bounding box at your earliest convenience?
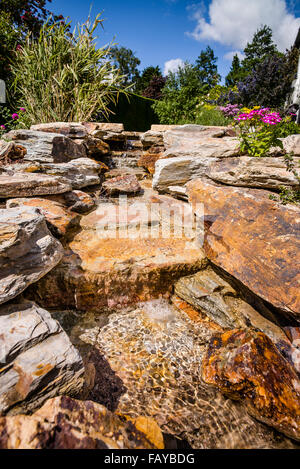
[138,150,163,174]
[0,395,164,449]
[102,174,141,196]
[187,179,300,320]
[26,188,205,311]
[0,140,27,165]
[202,329,300,441]
[6,198,80,238]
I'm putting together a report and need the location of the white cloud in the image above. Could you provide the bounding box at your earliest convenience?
[223,50,245,61]
[164,58,185,76]
[187,0,300,52]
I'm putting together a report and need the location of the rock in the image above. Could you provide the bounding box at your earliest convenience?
[6,198,80,238]
[202,329,300,441]
[79,300,297,449]
[208,156,300,189]
[39,158,104,189]
[187,179,300,321]
[152,155,217,192]
[141,130,164,149]
[164,136,240,159]
[0,300,84,415]
[0,140,27,164]
[30,122,87,139]
[102,174,142,196]
[174,265,298,370]
[26,189,205,311]
[283,134,300,155]
[167,185,188,201]
[0,207,64,305]
[83,136,110,156]
[138,151,163,174]
[151,124,178,132]
[104,167,147,181]
[82,122,124,134]
[64,190,95,214]
[0,172,72,197]
[4,129,87,163]
[164,124,237,147]
[0,395,164,449]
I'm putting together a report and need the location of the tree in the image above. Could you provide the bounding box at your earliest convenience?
[0,12,22,81]
[195,46,221,89]
[242,25,281,72]
[225,54,247,87]
[109,46,141,89]
[153,62,206,124]
[0,0,63,36]
[142,75,166,100]
[136,66,161,94]
[237,47,299,109]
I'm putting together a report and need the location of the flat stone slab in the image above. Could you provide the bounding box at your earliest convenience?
[0,300,84,415]
[7,198,80,238]
[0,207,64,305]
[187,179,300,320]
[30,122,87,139]
[0,172,71,197]
[208,156,300,189]
[4,129,87,163]
[102,174,142,196]
[153,155,218,192]
[26,188,205,311]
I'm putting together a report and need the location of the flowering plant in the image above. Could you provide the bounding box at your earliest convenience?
[234,107,284,157]
[219,104,241,118]
[0,107,25,138]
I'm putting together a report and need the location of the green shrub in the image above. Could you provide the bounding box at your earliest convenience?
[195,105,232,126]
[10,14,127,125]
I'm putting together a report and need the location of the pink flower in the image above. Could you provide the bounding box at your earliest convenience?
[0,125,5,130]
[11,113,19,120]
[19,107,25,112]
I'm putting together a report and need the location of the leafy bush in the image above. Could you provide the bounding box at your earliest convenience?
[0,12,22,82]
[0,106,26,136]
[195,105,232,126]
[10,15,127,125]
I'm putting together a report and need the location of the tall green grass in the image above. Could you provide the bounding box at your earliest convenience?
[10,14,127,125]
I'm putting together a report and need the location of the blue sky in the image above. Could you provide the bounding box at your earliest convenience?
[50,0,300,82]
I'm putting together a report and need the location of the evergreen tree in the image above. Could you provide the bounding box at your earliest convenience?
[195,46,221,89]
[242,25,281,72]
[225,54,246,87]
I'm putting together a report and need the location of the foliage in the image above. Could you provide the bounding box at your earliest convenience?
[225,54,246,87]
[235,107,284,157]
[107,92,158,132]
[195,105,232,126]
[0,0,62,37]
[152,62,206,124]
[142,75,166,100]
[269,154,300,205]
[135,66,161,94]
[0,105,23,135]
[242,25,281,72]
[109,46,141,89]
[237,48,299,109]
[10,15,127,125]
[218,103,241,119]
[195,46,221,89]
[0,12,22,81]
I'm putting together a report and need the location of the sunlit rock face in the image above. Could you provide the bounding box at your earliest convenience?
[27,183,205,311]
[79,299,298,449]
[0,395,164,449]
[202,329,300,442]
[0,301,84,416]
[187,179,300,321]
